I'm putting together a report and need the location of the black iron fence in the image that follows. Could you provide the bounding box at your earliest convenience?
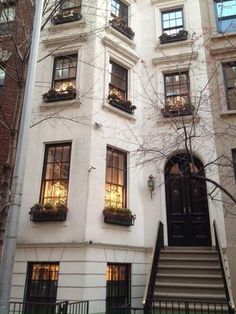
[115,300,231,314]
[9,300,89,314]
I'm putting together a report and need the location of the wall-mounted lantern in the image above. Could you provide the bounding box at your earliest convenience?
[148,175,155,199]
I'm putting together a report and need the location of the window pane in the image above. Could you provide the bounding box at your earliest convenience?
[162,8,183,32]
[53,55,77,89]
[217,1,236,18]
[41,144,71,205]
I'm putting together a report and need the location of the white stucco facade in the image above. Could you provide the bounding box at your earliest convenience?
[10,0,236,312]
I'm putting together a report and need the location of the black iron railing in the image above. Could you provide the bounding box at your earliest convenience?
[115,300,230,314]
[214,221,235,314]
[9,300,89,314]
[143,221,164,313]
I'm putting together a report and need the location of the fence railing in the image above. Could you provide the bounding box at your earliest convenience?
[115,299,231,314]
[8,300,89,314]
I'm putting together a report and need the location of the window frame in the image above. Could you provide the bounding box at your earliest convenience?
[164,71,190,107]
[222,61,236,110]
[111,0,129,24]
[51,54,78,91]
[109,59,128,101]
[0,1,16,24]
[105,146,127,209]
[161,7,184,36]
[40,143,72,206]
[214,0,236,33]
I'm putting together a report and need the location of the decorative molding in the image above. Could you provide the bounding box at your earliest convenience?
[211,32,236,43]
[43,33,88,48]
[152,51,198,65]
[106,26,136,49]
[0,48,12,62]
[220,110,236,118]
[209,46,236,57]
[152,0,186,6]
[39,98,81,110]
[102,102,136,122]
[48,20,86,34]
[102,36,139,64]
[156,39,192,50]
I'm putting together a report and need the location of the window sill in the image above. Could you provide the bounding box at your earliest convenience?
[220,110,236,118]
[102,102,136,122]
[156,39,192,50]
[106,26,136,48]
[157,113,200,125]
[211,31,236,42]
[39,98,81,110]
[48,18,86,33]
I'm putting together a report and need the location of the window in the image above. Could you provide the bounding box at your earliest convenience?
[25,263,59,312]
[164,71,190,115]
[0,66,5,91]
[105,147,127,209]
[162,8,184,36]
[52,54,77,91]
[0,1,15,24]
[214,0,236,33]
[106,263,131,314]
[61,0,81,10]
[40,143,71,206]
[111,0,128,24]
[223,62,236,110]
[109,60,128,101]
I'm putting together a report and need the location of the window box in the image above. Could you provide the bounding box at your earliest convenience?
[103,208,136,226]
[52,8,82,25]
[159,30,188,44]
[42,87,76,103]
[110,18,135,40]
[108,94,136,114]
[161,104,193,117]
[29,203,68,222]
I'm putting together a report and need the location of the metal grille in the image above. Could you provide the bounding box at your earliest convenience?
[106,263,131,314]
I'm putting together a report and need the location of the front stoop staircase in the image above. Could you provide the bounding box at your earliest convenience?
[156,247,225,303]
[143,222,235,314]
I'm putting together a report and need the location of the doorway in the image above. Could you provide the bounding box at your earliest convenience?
[165,154,211,246]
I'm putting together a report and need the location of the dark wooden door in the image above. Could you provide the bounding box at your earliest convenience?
[165,155,211,246]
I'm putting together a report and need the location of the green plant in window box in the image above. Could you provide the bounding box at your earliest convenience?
[103,207,136,226]
[108,88,136,114]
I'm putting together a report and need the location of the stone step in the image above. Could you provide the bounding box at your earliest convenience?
[161,250,218,259]
[159,256,220,267]
[157,273,223,285]
[154,291,226,303]
[158,264,221,275]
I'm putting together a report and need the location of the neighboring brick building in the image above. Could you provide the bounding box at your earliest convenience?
[0,0,34,256]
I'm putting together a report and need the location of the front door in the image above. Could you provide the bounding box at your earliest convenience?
[165,154,211,246]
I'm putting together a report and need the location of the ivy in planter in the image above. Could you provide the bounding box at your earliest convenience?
[161,104,193,118]
[159,30,188,44]
[103,207,136,226]
[29,202,68,222]
[108,89,136,114]
[110,18,135,40]
[42,86,76,103]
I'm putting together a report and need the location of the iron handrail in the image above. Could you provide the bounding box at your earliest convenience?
[143,221,164,310]
[213,220,235,314]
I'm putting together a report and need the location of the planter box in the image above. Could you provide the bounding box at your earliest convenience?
[110,18,135,40]
[52,11,82,25]
[108,97,136,114]
[43,90,76,103]
[30,211,67,222]
[159,30,188,44]
[104,212,136,226]
[161,105,193,118]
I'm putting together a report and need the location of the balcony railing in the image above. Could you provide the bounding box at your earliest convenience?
[110,18,135,40]
[52,7,82,25]
[159,30,188,44]
[9,300,89,314]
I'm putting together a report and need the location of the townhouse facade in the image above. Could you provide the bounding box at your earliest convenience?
[8,0,236,313]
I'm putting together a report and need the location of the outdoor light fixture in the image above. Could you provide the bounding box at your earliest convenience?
[148,175,155,199]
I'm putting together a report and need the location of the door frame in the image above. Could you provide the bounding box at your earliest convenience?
[164,153,212,246]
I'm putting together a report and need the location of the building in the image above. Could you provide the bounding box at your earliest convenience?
[8,0,236,313]
[0,0,34,256]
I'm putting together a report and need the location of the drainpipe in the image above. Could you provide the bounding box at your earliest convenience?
[0,0,43,312]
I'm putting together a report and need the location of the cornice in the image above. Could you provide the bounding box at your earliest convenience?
[102,36,139,64]
[152,51,198,65]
